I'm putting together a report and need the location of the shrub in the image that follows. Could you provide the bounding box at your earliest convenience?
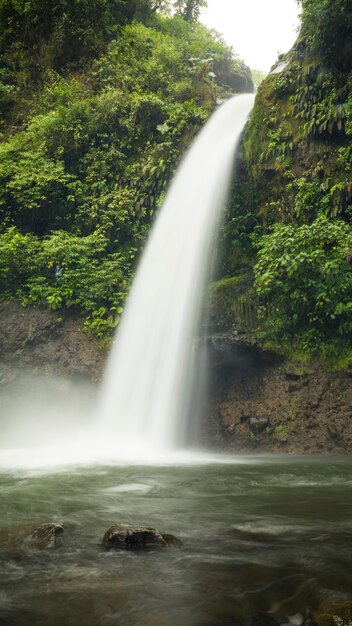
[254,216,352,349]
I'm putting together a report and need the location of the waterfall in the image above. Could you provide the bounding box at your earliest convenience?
[99,94,254,457]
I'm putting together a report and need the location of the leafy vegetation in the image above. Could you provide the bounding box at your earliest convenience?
[215,0,352,364]
[254,217,352,349]
[0,227,130,336]
[298,0,352,69]
[0,0,252,335]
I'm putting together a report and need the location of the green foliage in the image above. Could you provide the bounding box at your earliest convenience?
[0,227,41,296]
[254,216,352,350]
[259,123,293,164]
[292,76,349,138]
[287,177,330,221]
[0,137,77,234]
[173,0,207,22]
[0,19,224,242]
[0,227,131,336]
[0,0,138,69]
[0,0,218,130]
[0,8,249,335]
[208,274,257,333]
[251,69,267,91]
[298,0,352,69]
[217,0,352,364]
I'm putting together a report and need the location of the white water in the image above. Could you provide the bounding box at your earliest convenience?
[0,94,254,470]
[99,94,254,456]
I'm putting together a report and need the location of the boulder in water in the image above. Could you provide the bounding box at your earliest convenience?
[160,532,183,547]
[26,523,64,550]
[102,525,181,550]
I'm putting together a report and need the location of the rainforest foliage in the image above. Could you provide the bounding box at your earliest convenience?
[0,0,252,335]
[214,0,352,364]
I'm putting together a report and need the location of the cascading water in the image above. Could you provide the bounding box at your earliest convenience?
[0,93,253,469]
[99,94,254,458]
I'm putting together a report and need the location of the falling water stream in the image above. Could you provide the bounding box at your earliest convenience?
[99,93,255,458]
[1,95,352,625]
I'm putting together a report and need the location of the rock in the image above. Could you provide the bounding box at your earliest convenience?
[313,600,352,625]
[102,525,181,550]
[226,423,236,434]
[25,523,64,550]
[161,533,183,547]
[284,367,303,381]
[249,417,269,434]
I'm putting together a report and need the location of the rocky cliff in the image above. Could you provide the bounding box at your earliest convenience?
[204,336,352,455]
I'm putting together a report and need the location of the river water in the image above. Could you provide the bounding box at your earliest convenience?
[1,456,352,626]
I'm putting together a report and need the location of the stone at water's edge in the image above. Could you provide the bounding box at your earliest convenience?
[25,523,64,550]
[161,532,183,547]
[102,525,182,550]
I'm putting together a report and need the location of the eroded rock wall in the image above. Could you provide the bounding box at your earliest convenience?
[204,336,352,455]
[0,301,106,386]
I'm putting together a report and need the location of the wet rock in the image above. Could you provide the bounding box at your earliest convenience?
[161,533,183,547]
[284,367,304,381]
[249,417,269,434]
[313,599,352,625]
[25,523,64,550]
[102,525,181,550]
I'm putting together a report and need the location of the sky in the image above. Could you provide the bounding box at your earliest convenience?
[200,0,301,73]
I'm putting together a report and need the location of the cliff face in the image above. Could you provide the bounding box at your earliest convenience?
[204,337,352,455]
[0,301,106,385]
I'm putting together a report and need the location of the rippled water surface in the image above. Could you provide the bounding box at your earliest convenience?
[1,456,352,625]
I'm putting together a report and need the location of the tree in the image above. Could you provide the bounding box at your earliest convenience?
[297,0,352,68]
[173,0,207,22]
